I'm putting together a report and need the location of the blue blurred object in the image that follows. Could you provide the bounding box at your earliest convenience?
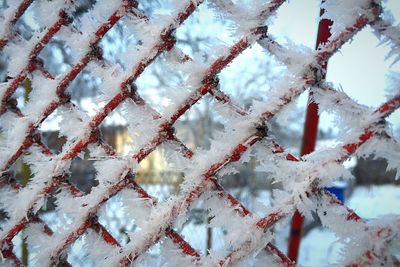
[326,181,347,202]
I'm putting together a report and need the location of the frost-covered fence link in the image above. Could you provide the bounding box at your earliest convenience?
[0,0,399,266]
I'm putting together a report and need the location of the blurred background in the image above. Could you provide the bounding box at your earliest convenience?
[1,0,400,266]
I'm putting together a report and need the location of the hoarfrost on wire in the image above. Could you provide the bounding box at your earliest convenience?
[0,0,399,266]
[0,0,25,39]
[321,0,373,41]
[3,0,68,76]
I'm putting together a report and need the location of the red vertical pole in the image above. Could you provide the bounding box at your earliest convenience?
[286,1,332,262]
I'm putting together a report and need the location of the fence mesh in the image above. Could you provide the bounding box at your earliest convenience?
[0,0,399,266]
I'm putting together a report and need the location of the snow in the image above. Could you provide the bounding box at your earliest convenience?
[14,183,398,266]
[54,146,137,227]
[1,0,400,265]
[86,62,125,106]
[22,73,60,120]
[298,228,344,266]
[293,185,400,266]
[180,113,259,192]
[312,85,377,142]
[0,74,61,169]
[0,145,69,244]
[159,238,197,266]
[372,13,400,65]
[208,0,280,35]
[56,0,125,61]
[57,105,91,142]
[356,135,400,179]
[3,0,67,77]
[0,0,26,39]
[0,111,31,169]
[22,144,138,266]
[258,36,317,76]
[101,197,185,266]
[123,100,163,155]
[24,223,61,266]
[31,0,67,27]
[321,0,374,41]
[78,1,123,37]
[68,230,116,266]
[0,0,135,171]
[0,81,10,105]
[4,37,33,76]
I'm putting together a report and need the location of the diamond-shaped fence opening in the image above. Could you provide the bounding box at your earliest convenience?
[0,0,399,266]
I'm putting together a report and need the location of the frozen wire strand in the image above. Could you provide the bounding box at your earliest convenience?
[131,86,293,265]
[1,242,23,267]
[323,190,400,266]
[265,243,297,267]
[91,221,121,247]
[315,2,381,64]
[35,133,123,248]
[127,93,292,265]
[29,0,211,255]
[1,0,206,260]
[257,91,400,222]
[56,0,208,162]
[57,2,378,264]
[262,1,381,66]
[130,91,290,263]
[162,27,268,124]
[125,181,201,259]
[48,127,252,264]
[166,46,249,116]
[202,38,400,267]
[0,3,324,260]
[117,135,263,266]
[348,252,385,267]
[0,0,136,247]
[162,117,293,265]
[257,35,308,71]
[18,0,286,260]
[0,8,73,113]
[0,0,135,172]
[0,0,34,49]
[237,94,400,264]
[49,132,200,262]
[0,7,376,264]
[372,18,400,46]
[317,82,372,113]
[0,0,396,266]
[348,244,400,266]
[59,8,400,267]
[371,18,400,63]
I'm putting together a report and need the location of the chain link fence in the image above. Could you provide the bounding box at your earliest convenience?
[0,0,399,266]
